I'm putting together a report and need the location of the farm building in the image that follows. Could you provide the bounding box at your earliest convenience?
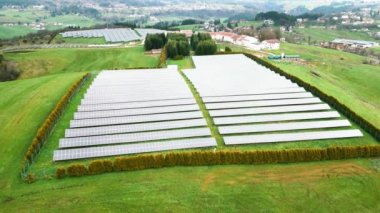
[328,39,379,49]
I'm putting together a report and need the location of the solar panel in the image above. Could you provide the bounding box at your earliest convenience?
[209,104,330,117]
[81,96,195,105]
[60,28,144,43]
[203,92,314,103]
[70,111,204,128]
[59,127,212,148]
[200,87,306,97]
[74,104,200,119]
[206,97,321,110]
[77,98,197,111]
[66,118,207,137]
[219,120,351,134]
[214,111,341,125]
[223,129,363,145]
[53,137,217,161]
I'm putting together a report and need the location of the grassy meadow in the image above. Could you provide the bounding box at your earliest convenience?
[5,46,159,79]
[291,28,377,42]
[267,43,380,127]
[51,34,107,44]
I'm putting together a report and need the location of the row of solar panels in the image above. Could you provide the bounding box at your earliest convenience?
[54,68,215,161]
[61,28,166,43]
[183,54,363,146]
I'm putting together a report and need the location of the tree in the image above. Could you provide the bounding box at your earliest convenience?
[195,40,217,55]
[190,33,212,50]
[177,40,190,56]
[258,28,277,41]
[166,40,178,58]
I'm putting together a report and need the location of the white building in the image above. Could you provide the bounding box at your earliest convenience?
[261,39,280,50]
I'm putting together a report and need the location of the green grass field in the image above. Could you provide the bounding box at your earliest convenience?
[1,44,380,211]
[0,26,37,39]
[0,8,102,39]
[167,57,195,70]
[171,24,203,31]
[51,34,107,44]
[237,21,263,27]
[267,43,380,128]
[292,28,377,43]
[5,46,159,79]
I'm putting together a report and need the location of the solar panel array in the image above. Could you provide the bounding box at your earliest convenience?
[184,54,363,146]
[53,67,216,161]
[61,28,166,43]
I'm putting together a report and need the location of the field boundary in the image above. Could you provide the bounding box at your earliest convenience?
[56,145,380,179]
[21,72,91,181]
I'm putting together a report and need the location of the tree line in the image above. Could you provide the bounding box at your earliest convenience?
[144,32,217,59]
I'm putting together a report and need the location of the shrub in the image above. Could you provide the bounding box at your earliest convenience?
[67,164,88,177]
[173,55,184,60]
[225,46,232,52]
[56,168,66,179]
[88,160,113,175]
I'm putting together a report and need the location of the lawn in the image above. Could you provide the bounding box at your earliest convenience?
[5,46,159,79]
[167,56,195,70]
[0,72,86,190]
[267,43,380,127]
[51,34,107,44]
[292,28,377,43]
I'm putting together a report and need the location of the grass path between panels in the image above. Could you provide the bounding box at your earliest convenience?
[179,71,224,148]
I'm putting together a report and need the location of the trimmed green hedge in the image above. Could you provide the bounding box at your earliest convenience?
[57,146,380,178]
[21,73,90,180]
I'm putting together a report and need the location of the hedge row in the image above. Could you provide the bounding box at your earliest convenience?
[242,53,380,142]
[21,73,90,178]
[57,146,380,178]
[158,45,168,68]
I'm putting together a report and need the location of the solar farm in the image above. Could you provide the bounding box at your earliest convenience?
[183,55,362,145]
[53,65,216,161]
[51,54,365,162]
[60,28,166,43]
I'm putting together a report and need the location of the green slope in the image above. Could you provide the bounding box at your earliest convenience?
[5,46,159,79]
[268,43,380,127]
[292,28,377,42]
[0,72,86,189]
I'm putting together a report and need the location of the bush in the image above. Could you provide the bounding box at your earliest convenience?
[173,55,184,60]
[225,46,232,52]
[0,61,20,82]
[88,160,113,175]
[67,164,88,177]
[56,168,66,179]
